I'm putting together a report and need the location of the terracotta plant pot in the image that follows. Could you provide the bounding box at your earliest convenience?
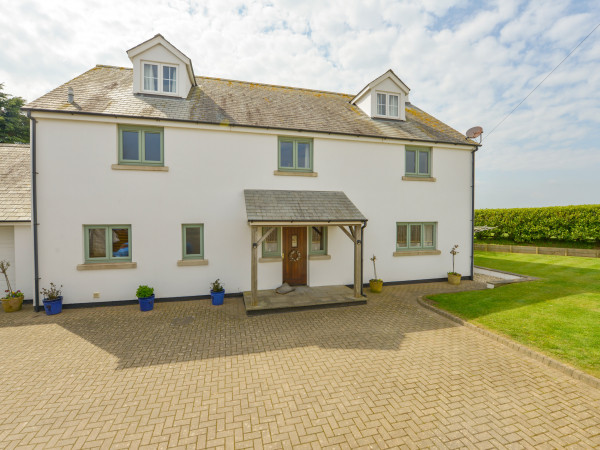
[448,273,462,285]
[369,279,383,293]
[2,295,24,313]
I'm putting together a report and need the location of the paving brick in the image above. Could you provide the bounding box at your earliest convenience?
[1,281,599,447]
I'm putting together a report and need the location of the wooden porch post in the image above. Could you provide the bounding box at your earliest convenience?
[251,226,259,306]
[353,225,362,299]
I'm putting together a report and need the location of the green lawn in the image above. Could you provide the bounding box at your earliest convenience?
[429,252,600,377]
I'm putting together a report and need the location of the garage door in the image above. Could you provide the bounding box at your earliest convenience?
[0,227,16,292]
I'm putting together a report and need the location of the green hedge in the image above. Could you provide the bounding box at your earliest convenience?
[475,205,600,243]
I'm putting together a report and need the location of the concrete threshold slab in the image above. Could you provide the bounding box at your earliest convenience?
[474,265,540,289]
[243,285,366,314]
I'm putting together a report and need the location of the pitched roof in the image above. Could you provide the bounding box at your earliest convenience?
[0,144,31,222]
[244,190,367,223]
[24,65,474,146]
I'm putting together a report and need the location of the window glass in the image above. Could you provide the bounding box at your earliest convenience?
[184,226,203,257]
[144,132,161,161]
[122,131,139,161]
[297,142,310,169]
[88,228,106,258]
[396,224,408,248]
[111,228,130,258]
[424,224,435,247]
[310,227,325,252]
[410,224,421,247]
[144,64,158,91]
[163,66,177,93]
[280,141,294,168]
[262,227,280,257]
[377,93,386,115]
[419,151,430,175]
[389,95,399,116]
[406,150,416,173]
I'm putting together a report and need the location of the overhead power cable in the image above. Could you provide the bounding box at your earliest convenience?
[484,21,600,141]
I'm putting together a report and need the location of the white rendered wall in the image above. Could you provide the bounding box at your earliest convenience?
[0,226,16,293]
[13,224,34,299]
[34,116,473,304]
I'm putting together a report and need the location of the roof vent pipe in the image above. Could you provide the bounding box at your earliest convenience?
[67,87,74,104]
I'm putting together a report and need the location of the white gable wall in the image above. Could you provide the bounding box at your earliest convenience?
[33,115,473,304]
[130,44,192,98]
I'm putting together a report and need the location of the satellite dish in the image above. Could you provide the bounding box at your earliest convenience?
[466,126,483,139]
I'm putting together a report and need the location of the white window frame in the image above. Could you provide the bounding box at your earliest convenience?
[375,92,400,119]
[141,61,179,96]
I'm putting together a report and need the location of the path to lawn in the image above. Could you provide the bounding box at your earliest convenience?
[430,251,600,378]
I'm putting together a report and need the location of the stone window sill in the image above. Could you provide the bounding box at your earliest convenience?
[402,176,436,182]
[177,259,209,266]
[274,170,318,177]
[77,262,137,270]
[309,254,331,260]
[112,164,169,172]
[259,257,282,263]
[393,250,441,257]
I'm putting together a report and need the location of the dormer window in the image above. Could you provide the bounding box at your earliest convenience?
[376,93,399,118]
[143,63,177,94]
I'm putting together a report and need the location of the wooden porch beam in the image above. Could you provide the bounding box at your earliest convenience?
[353,225,362,299]
[251,226,260,306]
[255,227,276,247]
[338,225,357,243]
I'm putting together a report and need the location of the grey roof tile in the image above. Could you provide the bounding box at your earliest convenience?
[24,66,475,146]
[244,190,366,222]
[0,144,31,221]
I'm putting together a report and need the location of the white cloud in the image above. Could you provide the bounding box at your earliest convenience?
[0,0,598,207]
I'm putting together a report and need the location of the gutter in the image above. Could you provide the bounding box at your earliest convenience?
[470,145,480,280]
[26,112,41,312]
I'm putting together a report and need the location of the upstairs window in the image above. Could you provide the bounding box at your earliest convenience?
[143,63,177,94]
[119,126,164,166]
[278,137,313,172]
[376,93,399,118]
[405,146,431,177]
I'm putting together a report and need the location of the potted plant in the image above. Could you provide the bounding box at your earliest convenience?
[1,259,24,312]
[136,285,155,311]
[448,245,461,285]
[41,282,63,315]
[369,255,383,293]
[210,279,225,305]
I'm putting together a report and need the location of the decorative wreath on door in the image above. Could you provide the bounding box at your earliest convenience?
[288,249,302,262]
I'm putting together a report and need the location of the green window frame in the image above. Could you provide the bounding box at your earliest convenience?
[118,125,164,166]
[405,146,431,177]
[84,225,132,263]
[309,226,328,255]
[182,224,204,260]
[278,137,313,172]
[262,227,281,258]
[396,222,436,251]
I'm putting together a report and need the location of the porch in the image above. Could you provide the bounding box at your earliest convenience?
[243,284,366,314]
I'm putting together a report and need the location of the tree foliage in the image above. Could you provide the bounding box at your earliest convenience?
[475,205,600,243]
[0,83,29,143]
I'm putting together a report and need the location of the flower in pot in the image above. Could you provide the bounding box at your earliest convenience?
[369,255,383,293]
[210,279,225,305]
[448,245,461,285]
[41,282,63,315]
[136,285,155,312]
[1,260,24,313]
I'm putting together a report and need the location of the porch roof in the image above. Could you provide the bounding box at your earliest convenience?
[244,189,367,224]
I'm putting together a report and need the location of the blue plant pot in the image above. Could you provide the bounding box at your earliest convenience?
[211,290,225,305]
[43,296,63,315]
[138,294,155,311]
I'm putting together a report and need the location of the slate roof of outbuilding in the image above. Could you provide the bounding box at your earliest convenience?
[244,190,367,222]
[0,144,31,222]
[23,65,476,146]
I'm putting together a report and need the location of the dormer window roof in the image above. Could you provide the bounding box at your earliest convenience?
[127,34,196,98]
[351,69,410,121]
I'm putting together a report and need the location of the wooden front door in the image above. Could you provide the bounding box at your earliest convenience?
[282,227,307,285]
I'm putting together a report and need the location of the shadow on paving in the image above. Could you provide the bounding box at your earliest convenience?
[0,282,486,369]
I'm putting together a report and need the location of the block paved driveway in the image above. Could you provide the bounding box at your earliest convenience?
[1,281,599,449]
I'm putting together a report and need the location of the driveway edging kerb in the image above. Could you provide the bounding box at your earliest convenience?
[417,296,600,391]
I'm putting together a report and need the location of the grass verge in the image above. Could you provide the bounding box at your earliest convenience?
[428,252,600,378]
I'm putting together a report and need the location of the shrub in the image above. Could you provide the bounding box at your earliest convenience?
[41,282,63,300]
[475,204,600,243]
[136,285,154,298]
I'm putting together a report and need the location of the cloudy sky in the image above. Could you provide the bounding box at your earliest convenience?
[1,0,598,208]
